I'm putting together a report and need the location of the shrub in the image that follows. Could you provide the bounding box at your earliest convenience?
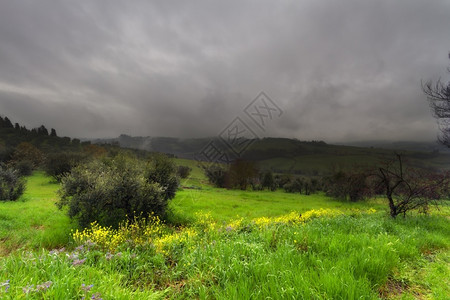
[274,174,292,188]
[283,177,304,194]
[177,165,192,179]
[0,146,14,164]
[283,177,321,195]
[324,170,371,201]
[11,142,44,168]
[227,159,258,190]
[43,152,87,181]
[302,178,317,195]
[261,171,276,191]
[0,164,25,201]
[146,153,179,201]
[203,164,228,188]
[12,159,34,176]
[57,154,179,228]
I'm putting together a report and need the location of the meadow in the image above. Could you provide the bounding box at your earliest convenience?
[0,169,449,299]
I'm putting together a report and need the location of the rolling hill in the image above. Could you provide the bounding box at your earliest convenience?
[91,135,450,175]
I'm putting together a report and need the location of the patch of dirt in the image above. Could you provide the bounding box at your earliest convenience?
[378,278,409,299]
[378,278,426,299]
[32,225,45,230]
[0,241,14,257]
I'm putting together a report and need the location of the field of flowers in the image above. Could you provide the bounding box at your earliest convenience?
[1,172,449,299]
[2,205,449,299]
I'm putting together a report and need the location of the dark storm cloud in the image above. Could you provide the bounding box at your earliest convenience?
[0,0,449,141]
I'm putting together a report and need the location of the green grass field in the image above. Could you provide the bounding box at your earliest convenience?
[169,188,386,224]
[0,172,74,255]
[0,170,449,299]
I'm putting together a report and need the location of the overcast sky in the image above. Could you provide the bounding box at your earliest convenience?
[1,0,450,142]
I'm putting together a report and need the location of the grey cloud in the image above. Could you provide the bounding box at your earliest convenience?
[0,0,449,141]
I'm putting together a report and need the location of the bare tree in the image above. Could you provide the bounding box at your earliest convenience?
[375,154,449,218]
[422,52,450,147]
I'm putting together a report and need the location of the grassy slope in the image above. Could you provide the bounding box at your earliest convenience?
[169,188,385,223]
[96,136,450,174]
[0,168,449,299]
[0,172,74,254]
[172,157,384,223]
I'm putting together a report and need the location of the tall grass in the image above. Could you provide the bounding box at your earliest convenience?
[0,172,448,299]
[1,210,448,299]
[0,172,75,254]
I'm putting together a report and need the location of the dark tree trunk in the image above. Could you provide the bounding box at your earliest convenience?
[387,194,397,218]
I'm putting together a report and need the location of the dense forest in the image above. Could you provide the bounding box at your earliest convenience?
[0,115,89,161]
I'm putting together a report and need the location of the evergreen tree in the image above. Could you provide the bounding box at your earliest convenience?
[3,117,13,128]
[37,125,49,136]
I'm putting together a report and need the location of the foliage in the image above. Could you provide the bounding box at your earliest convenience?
[0,116,13,128]
[274,174,292,188]
[283,177,304,193]
[261,171,276,191]
[82,144,107,158]
[11,159,34,176]
[73,214,165,252]
[0,115,110,162]
[283,177,320,195]
[57,154,178,228]
[177,165,192,179]
[73,208,374,253]
[0,145,14,164]
[43,152,87,182]
[203,160,260,190]
[146,153,179,201]
[227,159,258,190]
[11,142,44,169]
[324,169,371,201]
[203,164,228,188]
[1,171,449,299]
[0,164,25,201]
[4,206,449,299]
[374,153,450,217]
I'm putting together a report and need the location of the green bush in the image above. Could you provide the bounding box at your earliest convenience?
[43,152,87,181]
[203,164,228,188]
[324,170,371,201]
[146,153,179,201]
[283,177,320,195]
[0,164,25,201]
[283,177,304,193]
[261,171,276,191]
[227,159,258,190]
[12,159,34,176]
[177,165,192,179]
[57,154,179,228]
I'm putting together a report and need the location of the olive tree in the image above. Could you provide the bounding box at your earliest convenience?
[0,164,25,201]
[58,154,178,228]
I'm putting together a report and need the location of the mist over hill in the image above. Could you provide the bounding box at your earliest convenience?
[91,135,450,175]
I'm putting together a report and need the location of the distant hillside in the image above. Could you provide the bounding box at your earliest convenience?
[0,116,153,165]
[92,135,450,175]
[0,115,90,162]
[338,140,447,153]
